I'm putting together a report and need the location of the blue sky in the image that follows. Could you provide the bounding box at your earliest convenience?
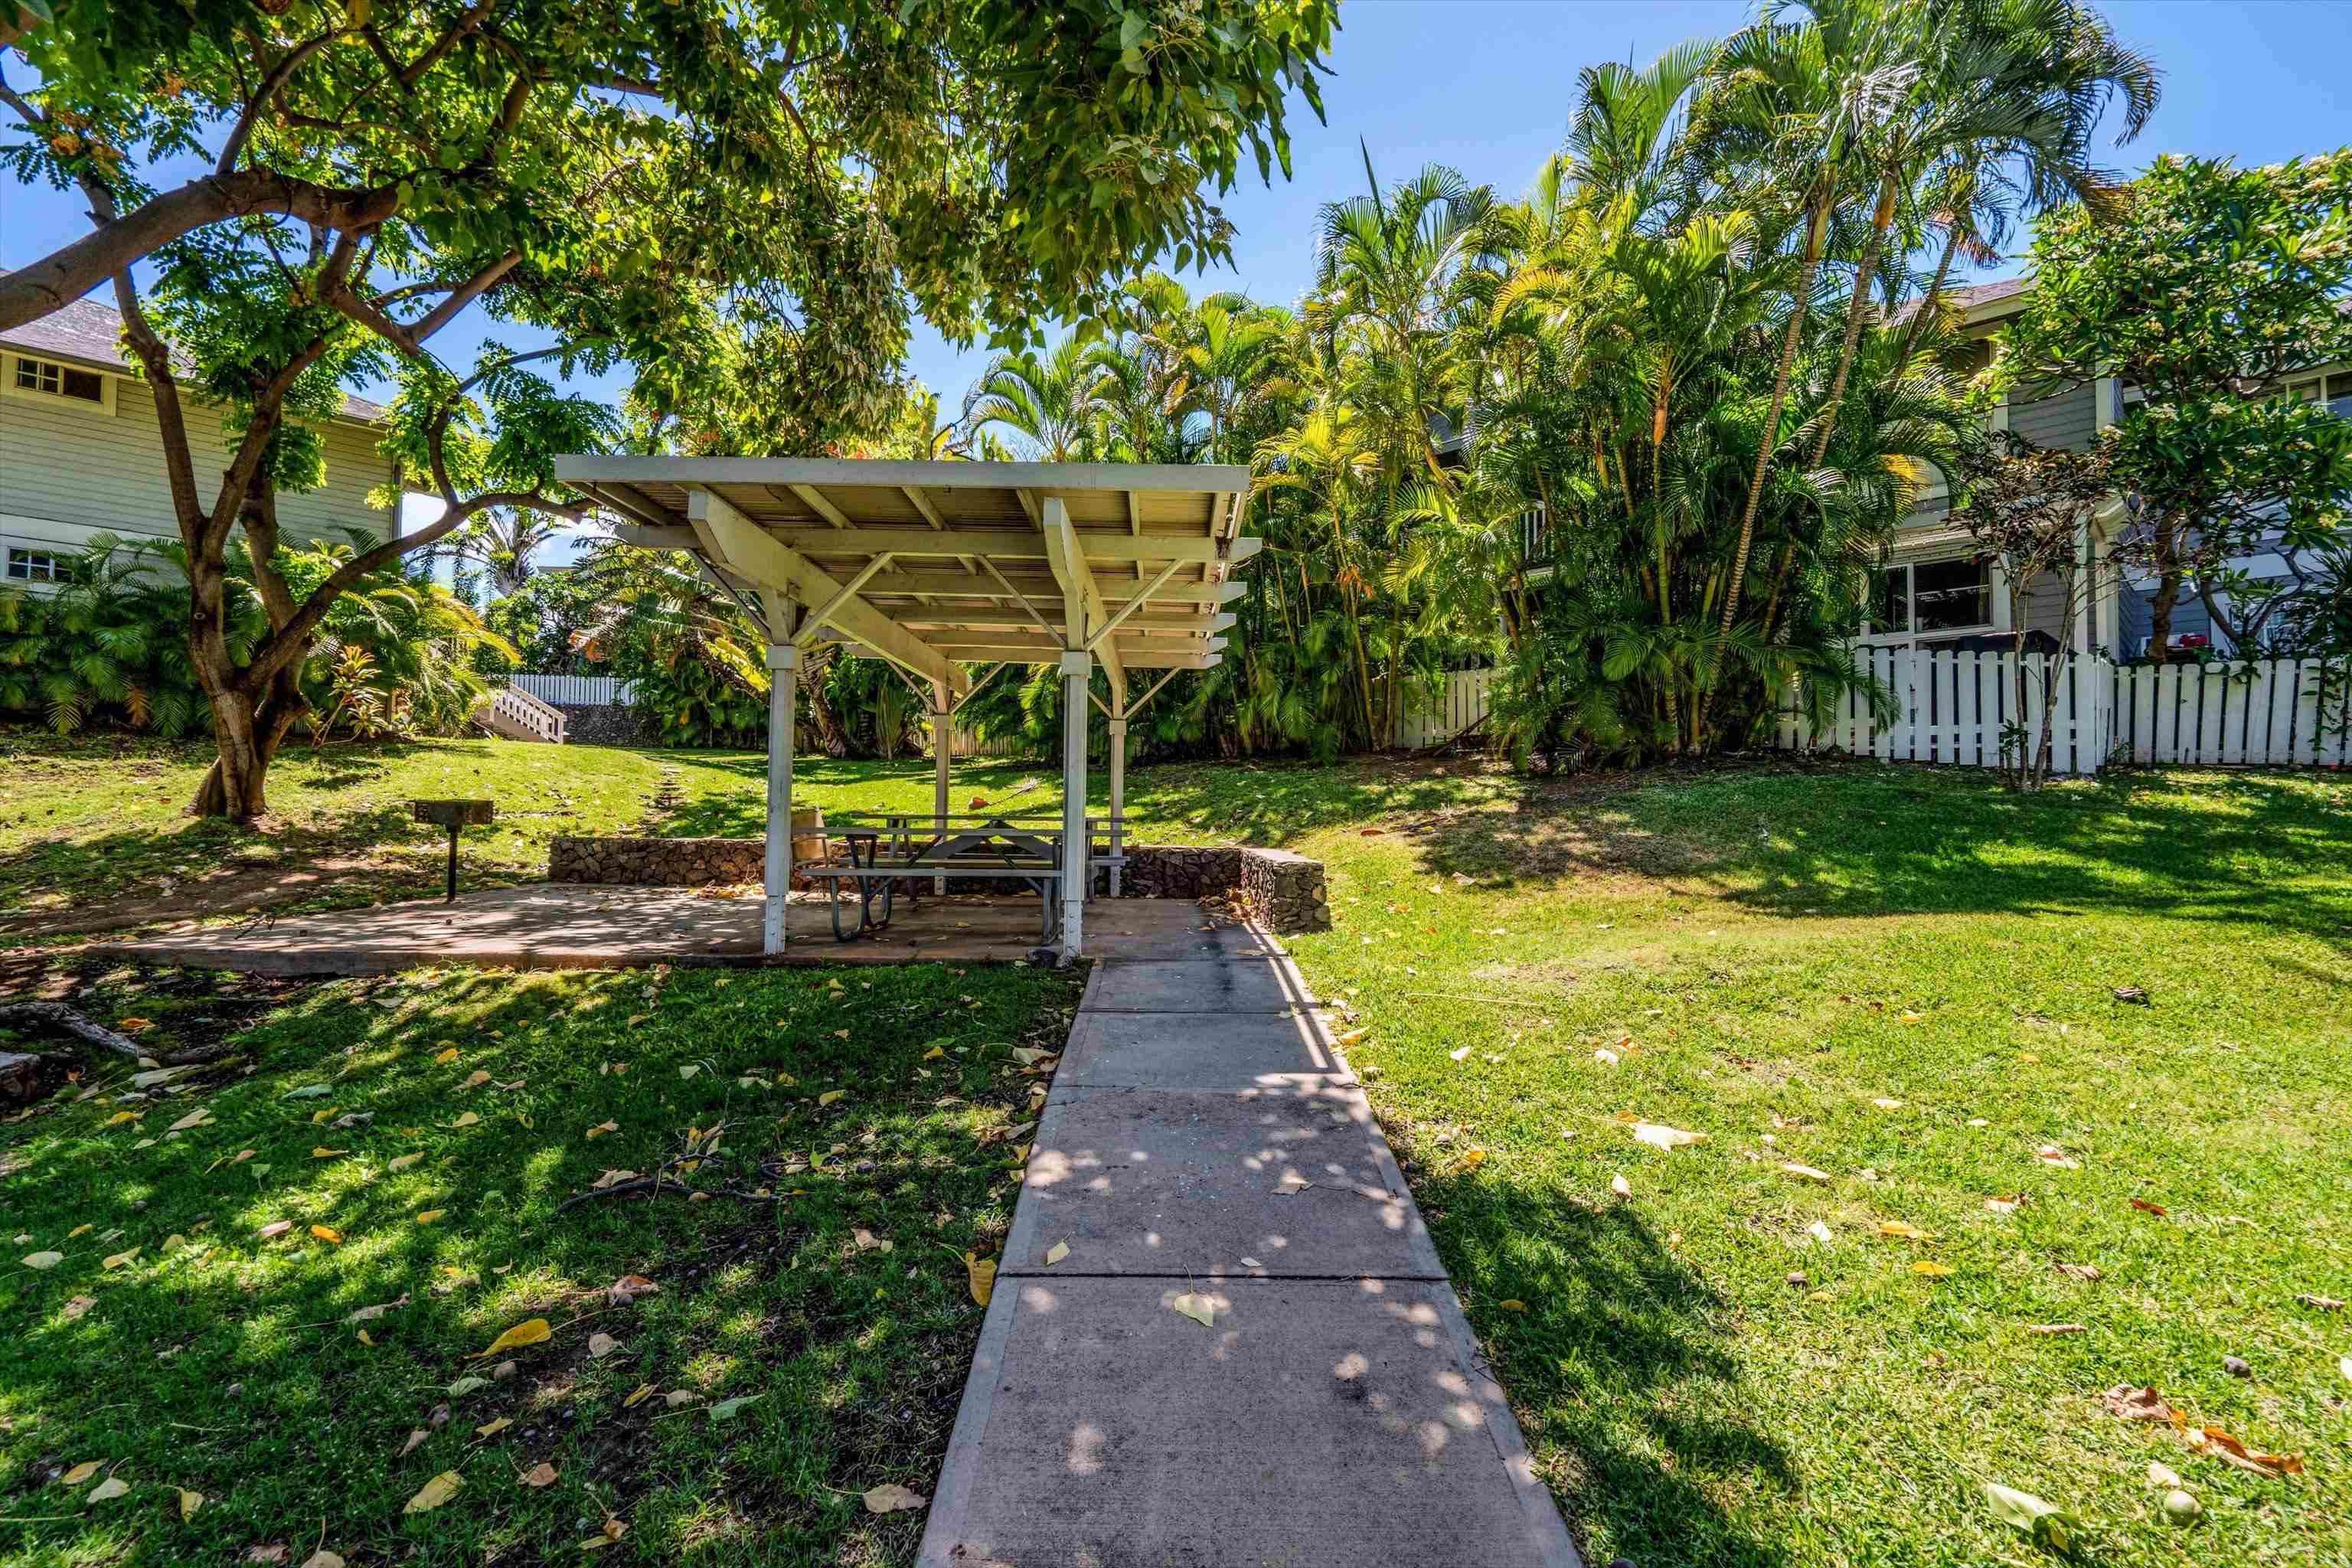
[6,0,2349,552]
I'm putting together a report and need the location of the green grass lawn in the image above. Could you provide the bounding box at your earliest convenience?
[1,959,1080,1566]
[7,729,2350,1565]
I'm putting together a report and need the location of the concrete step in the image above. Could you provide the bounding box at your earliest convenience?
[1057,1008,1356,1091]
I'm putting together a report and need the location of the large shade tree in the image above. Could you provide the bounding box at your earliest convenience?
[0,0,1335,818]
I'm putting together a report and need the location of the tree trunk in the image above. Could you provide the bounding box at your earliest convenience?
[2146,567,2181,665]
[1808,168,1900,471]
[1893,223,1967,373]
[189,678,306,822]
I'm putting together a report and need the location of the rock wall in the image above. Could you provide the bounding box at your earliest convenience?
[548,836,761,887]
[543,838,1332,933]
[554,703,658,748]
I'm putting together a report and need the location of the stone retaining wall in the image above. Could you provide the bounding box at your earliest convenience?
[544,837,1332,933]
[551,702,658,748]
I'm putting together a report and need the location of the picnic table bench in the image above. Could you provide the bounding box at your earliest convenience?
[807,812,1126,943]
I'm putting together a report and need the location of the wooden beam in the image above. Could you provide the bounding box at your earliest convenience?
[760,528,1234,564]
[688,492,965,696]
[916,643,1223,670]
[792,552,893,647]
[555,455,1252,497]
[1040,496,1122,692]
[896,608,1233,635]
[1087,559,1185,652]
[789,483,855,528]
[835,568,1243,603]
[901,486,946,529]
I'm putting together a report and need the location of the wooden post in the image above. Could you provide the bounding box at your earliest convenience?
[1058,648,1090,959]
[932,675,952,895]
[764,595,801,956]
[1105,713,1126,897]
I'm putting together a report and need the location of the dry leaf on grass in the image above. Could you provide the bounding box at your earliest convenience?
[1877,1221,1932,1241]
[1911,1261,1954,1278]
[622,1383,655,1408]
[1630,1122,1707,1151]
[584,1121,617,1140]
[403,1472,463,1514]
[60,1461,101,1485]
[965,1252,997,1307]
[521,1462,558,1488]
[2026,1323,2087,1335]
[299,1552,345,1568]
[85,1475,129,1504]
[588,1332,619,1359]
[607,1274,658,1306]
[1781,1164,1832,1184]
[470,1318,551,1359]
[474,1416,511,1438]
[1609,1174,1632,1198]
[2129,1197,2168,1217]
[2053,1261,2102,1282]
[178,1490,204,1521]
[862,1483,928,1514]
[21,1250,62,1269]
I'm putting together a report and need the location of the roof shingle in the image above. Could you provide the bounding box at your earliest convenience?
[0,296,387,423]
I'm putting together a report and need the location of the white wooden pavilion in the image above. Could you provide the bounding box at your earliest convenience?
[550,457,1256,958]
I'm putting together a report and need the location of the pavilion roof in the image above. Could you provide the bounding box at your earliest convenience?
[553,456,1256,699]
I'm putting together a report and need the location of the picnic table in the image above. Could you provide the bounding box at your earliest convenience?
[803,812,1125,943]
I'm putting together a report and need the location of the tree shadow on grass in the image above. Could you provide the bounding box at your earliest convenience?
[1412,1165,1795,1567]
[1406,757,2352,942]
[0,959,1071,1566]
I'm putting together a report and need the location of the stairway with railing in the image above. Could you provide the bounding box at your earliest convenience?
[474,682,567,743]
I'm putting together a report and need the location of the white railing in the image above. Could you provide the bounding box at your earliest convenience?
[1778,650,2347,773]
[1394,668,1498,750]
[477,683,567,743]
[501,674,638,706]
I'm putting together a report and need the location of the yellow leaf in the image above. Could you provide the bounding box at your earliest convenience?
[471,1318,551,1358]
[1913,1261,1955,1278]
[1781,1163,1834,1183]
[402,1471,463,1513]
[922,1046,945,1060]
[462,1070,491,1089]
[167,1109,212,1132]
[311,1147,345,1159]
[85,1475,129,1503]
[416,1210,446,1225]
[817,1089,844,1107]
[1878,1221,1932,1240]
[434,1047,460,1063]
[1044,1240,1070,1266]
[1499,1298,1528,1312]
[312,1109,334,1125]
[117,1018,153,1034]
[356,1328,374,1345]
[521,1462,559,1488]
[1630,1122,1707,1151]
[475,1416,511,1438]
[965,1251,996,1307]
[450,1112,480,1129]
[1169,1290,1216,1328]
[60,1461,101,1485]
[103,1248,140,1269]
[622,1383,654,1409]
[68,1223,91,1238]
[1871,1098,1905,1110]
[584,1121,618,1139]
[179,1488,209,1521]
[104,1110,139,1127]
[1898,1011,1926,1024]
[389,1153,423,1171]
[862,1482,928,1514]
[309,1225,343,1245]
[1452,1146,1488,1174]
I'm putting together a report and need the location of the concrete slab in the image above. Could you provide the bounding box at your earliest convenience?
[1056,1008,1355,1091]
[917,1276,1580,1568]
[1081,956,1315,1014]
[1001,1083,1442,1280]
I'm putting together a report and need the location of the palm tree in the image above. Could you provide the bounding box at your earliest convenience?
[962,337,1112,462]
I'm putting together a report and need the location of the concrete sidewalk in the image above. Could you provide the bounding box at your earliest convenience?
[917,944,1581,1566]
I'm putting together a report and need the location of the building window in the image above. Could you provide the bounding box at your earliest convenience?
[1870,557,1991,635]
[2284,369,2352,420]
[5,547,65,583]
[11,354,105,405]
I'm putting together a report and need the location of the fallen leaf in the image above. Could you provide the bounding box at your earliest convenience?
[1877,1221,1932,1241]
[461,1070,491,1089]
[168,1109,212,1132]
[1984,1196,2024,1214]
[450,1112,479,1129]
[387,1153,423,1171]
[584,1121,618,1140]
[62,1295,95,1319]
[1911,1261,1954,1278]
[852,1228,892,1253]
[817,1089,844,1107]
[400,1429,428,1456]
[475,1417,511,1438]
[2129,1197,2167,1217]
[2036,1145,2079,1168]
[664,1390,697,1409]
[1609,1174,1632,1198]
[61,1461,102,1485]
[178,1488,204,1521]
[402,1472,463,1514]
[707,1394,763,1419]
[1592,1048,1620,1067]
[588,1332,619,1359]
[1274,1174,1315,1195]
[1452,1146,1489,1174]
[2102,1384,2179,1423]
[1169,1291,1216,1328]
[607,1274,659,1306]
[470,1318,552,1359]
[415,1209,446,1225]
[1499,1298,1527,1312]
[434,1047,460,1063]
[299,1552,345,1568]
[21,1250,63,1270]
[965,1251,997,1307]
[862,1483,928,1514]
[622,1383,654,1408]
[678,1065,701,1081]
[1870,1098,1904,1110]
[1630,1122,1707,1151]
[2186,1423,2304,1478]
[86,1475,129,1504]
[447,1376,488,1396]
[1983,1481,2074,1551]
[2296,1293,2344,1312]
[246,1548,292,1566]
[257,1220,294,1240]
[103,1248,141,1269]
[2026,1324,2087,1335]
[521,1462,558,1488]
[1781,1164,1832,1184]
[308,1226,342,1245]
[1044,1240,1070,1266]
[346,1296,406,1324]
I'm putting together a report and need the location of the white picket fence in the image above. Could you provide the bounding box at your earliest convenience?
[1394,668,1498,750]
[1777,650,2348,773]
[500,674,638,706]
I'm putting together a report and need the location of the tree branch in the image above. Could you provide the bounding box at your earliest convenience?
[215,27,341,178]
[330,250,521,358]
[0,171,401,332]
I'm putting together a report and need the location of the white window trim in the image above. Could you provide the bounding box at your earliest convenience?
[1859,549,2002,648]
[5,544,68,584]
[1,351,118,416]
